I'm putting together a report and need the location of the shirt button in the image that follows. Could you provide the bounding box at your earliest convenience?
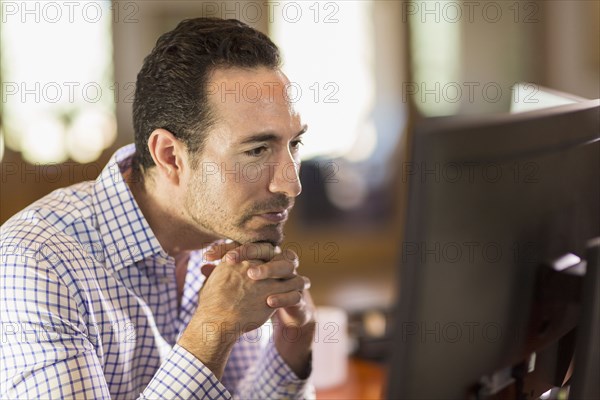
[158,276,172,284]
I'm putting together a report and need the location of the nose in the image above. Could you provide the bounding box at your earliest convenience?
[268,155,302,198]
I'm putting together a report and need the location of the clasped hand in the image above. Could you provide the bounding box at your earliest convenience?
[198,241,312,334]
[179,241,315,378]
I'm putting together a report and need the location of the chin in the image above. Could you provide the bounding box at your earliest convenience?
[237,225,284,246]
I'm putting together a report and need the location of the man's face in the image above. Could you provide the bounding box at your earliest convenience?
[184,67,305,246]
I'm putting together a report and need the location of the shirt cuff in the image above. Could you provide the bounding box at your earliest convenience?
[141,344,231,399]
[252,342,313,398]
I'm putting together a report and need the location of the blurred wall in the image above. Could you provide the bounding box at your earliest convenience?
[541,0,600,99]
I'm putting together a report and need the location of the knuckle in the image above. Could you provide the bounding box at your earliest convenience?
[283,260,296,275]
[302,276,311,289]
[284,249,299,263]
[224,249,240,263]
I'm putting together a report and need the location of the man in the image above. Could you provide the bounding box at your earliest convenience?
[0,18,315,399]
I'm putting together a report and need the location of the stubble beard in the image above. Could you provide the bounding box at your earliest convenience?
[190,207,285,246]
[184,183,289,247]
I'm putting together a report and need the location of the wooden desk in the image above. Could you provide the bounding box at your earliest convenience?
[316,358,386,399]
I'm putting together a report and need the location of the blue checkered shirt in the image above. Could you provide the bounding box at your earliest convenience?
[1,144,313,399]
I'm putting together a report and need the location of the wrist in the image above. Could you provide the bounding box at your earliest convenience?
[273,321,315,379]
[178,319,239,379]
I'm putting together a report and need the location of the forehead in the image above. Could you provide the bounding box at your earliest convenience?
[205,66,303,141]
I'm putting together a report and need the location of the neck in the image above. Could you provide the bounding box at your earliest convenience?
[125,170,219,259]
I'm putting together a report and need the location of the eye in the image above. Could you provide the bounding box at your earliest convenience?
[244,146,268,157]
[290,139,304,152]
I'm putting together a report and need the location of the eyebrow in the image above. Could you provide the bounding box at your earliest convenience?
[239,125,308,145]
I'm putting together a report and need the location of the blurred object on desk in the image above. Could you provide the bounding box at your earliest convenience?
[348,308,394,361]
[316,357,385,400]
[313,306,349,389]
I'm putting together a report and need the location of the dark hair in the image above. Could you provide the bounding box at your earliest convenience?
[132,18,281,179]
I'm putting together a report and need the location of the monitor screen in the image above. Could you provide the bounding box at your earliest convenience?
[387,99,600,399]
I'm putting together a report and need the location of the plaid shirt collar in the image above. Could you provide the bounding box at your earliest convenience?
[92,144,168,273]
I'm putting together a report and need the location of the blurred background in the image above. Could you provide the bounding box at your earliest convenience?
[1,0,599,360]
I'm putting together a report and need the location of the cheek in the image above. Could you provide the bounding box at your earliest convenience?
[197,159,267,207]
[205,174,253,211]
[239,163,266,185]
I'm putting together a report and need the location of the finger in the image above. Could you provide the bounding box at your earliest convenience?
[224,242,279,263]
[267,290,303,308]
[273,289,316,327]
[205,240,240,261]
[270,275,310,294]
[200,259,259,279]
[277,249,299,269]
[302,276,311,290]
[247,258,298,280]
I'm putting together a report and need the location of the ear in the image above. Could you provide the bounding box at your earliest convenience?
[147,129,187,185]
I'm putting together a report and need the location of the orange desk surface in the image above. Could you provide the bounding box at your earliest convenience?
[316,357,386,399]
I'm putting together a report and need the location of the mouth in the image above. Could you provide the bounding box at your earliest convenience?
[255,209,289,223]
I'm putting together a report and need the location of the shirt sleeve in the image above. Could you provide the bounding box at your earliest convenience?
[0,254,231,399]
[141,345,230,399]
[236,341,314,399]
[224,333,314,399]
[1,255,112,398]
[143,338,315,400]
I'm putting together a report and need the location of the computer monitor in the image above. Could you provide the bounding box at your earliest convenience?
[387,98,600,399]
[509,82,588,114]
